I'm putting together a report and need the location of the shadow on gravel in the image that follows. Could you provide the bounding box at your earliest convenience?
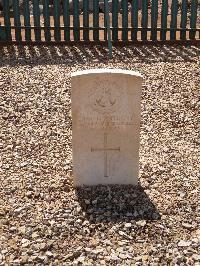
[0,44,199,66]
[75,185,161,223]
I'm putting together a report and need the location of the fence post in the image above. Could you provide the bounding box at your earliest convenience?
[13,0,22,41]
[122,0,128,41]
[63,0,70,41]
[190,0,198,39]
[83,0,89,41]
[132,0,139,41]
[170,0,178,40]
[0,24,6,41]
[112,0,118,41]
[141,0,148,40]
[2,0,11,41]
[33,0,41,41]
[105,0,112,58]
[73,0,80,41]
[43,0,51,42]
[180,0,187,40]
[93,0,99,41]
[151,0,158,41]
[24,0,31,41]
[104,0,107,41]
[54,0,61,41]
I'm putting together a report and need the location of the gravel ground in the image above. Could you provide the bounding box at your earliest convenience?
[0,44,199,265]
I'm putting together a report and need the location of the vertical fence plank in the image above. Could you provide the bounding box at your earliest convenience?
[190,0,198,39]
[121,0,128,41]
[0,25,6,41]
[54,0,61,41]
[112,0,118,41]
[151,0,158,41]
[180,0,187,40]
[83,0,89,41]
[131,0,139,41]
[2,0,12,41]
[73,0,80,41]
[104,0,107,41]
[63,0,70,41]
[43,0,51,42]
[33,0,41,41]
[105,0,112,56]
[170,0,178,40]
[93,0,99,41]
[160,0,168,40]
[141,0,148,40]
[13,0,22,41]
[24,0,31,41]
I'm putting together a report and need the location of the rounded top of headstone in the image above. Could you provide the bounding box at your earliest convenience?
[72,69,143,79]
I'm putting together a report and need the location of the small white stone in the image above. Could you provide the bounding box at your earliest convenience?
[182,222,193,229]
[85,247,91,252]
[124,223,132,228]
[77,256,85,263]
[92,248,104,254]
[84,199,90,205]
[192,254,200,261]
[119,231,125,236]
[178,240,192,247]
[136,220,146,227]
[46,251,54,258]
[14,207,23,215]
[92,199,98,204]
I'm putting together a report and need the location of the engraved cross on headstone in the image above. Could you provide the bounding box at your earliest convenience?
[91,132,120,177]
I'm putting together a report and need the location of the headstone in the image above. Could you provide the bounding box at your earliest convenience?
[71,69,143,186]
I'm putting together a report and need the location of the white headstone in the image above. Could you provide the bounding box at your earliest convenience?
[71,69,143,186]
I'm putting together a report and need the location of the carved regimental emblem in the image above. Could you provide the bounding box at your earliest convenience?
[90,80,119,114]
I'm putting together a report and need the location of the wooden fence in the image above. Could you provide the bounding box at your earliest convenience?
[0,0,199,43]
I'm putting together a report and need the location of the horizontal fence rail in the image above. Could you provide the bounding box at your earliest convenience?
[0,0,199,43]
